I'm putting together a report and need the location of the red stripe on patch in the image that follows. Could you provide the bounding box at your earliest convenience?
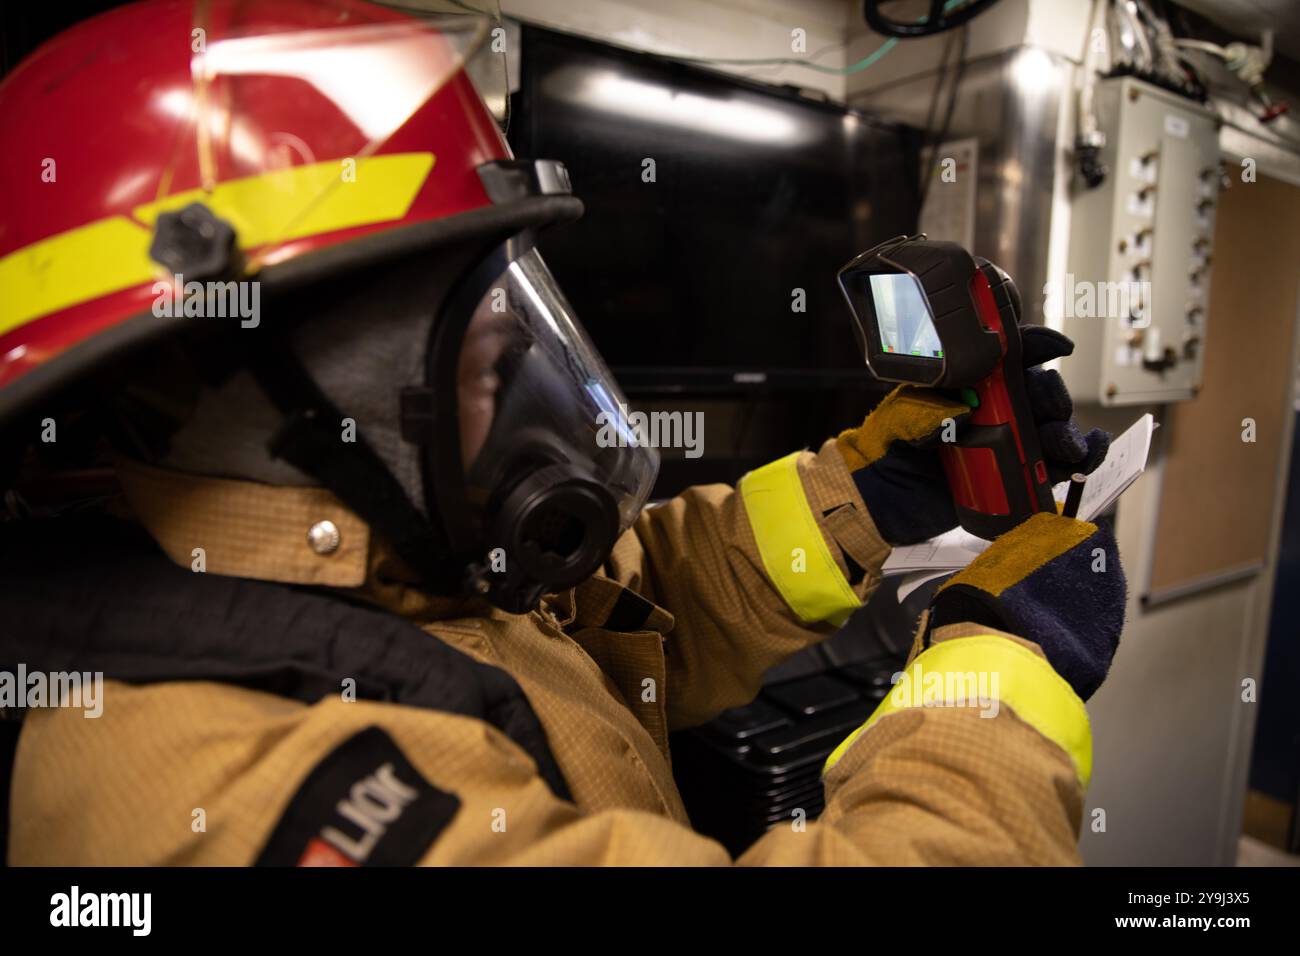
[297,837,358,868]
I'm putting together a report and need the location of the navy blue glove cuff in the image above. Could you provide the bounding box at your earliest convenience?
[929,519,1126,701]
[853,441,957,547]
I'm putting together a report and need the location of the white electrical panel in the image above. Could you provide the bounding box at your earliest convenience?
[1061,77,1220,406]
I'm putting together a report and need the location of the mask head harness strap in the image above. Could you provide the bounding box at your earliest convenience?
[246,333,464,589]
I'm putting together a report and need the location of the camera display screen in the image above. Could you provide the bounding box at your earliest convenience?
[868,273,944,358]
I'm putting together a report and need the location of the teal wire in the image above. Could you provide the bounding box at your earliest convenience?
[630,0,971,77]
[455,0,971,78]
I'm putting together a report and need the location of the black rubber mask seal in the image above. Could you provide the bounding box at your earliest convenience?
[422,235,621,613]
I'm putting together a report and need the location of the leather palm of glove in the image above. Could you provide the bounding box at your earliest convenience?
[836,326,1110,547]
[926,511,1127,701]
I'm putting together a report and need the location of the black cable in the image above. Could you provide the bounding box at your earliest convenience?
[918,23,971,212]
[918,27,959,164]
[864,0,996,39]
[1159,0,1213,102]
[931,25,971,167]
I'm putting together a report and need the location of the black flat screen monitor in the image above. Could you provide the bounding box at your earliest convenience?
[509,25,920,392]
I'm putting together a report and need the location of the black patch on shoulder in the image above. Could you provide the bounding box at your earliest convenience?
[256,726,460,867]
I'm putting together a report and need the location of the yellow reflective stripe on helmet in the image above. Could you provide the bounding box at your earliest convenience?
[0,152,435,336]
[738,451,861,626]
[823,634,1093,789]
[0,217,156,337]
[131,153,435,252]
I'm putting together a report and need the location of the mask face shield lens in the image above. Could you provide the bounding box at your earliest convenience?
[451,248,659,554]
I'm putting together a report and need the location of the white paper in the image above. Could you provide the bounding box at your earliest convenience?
[1056,412,1155,521]
[884,526,990,576]
[883,413,1155,584]
[896,569,957,603]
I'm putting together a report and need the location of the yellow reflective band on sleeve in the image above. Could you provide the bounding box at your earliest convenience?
[0,153,435,336]
[823,634,1093,789]
[738,451,861,626]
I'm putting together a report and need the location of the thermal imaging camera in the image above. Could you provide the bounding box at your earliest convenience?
[837,234,1056,539]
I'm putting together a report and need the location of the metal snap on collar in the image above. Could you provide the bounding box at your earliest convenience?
[307,519,341,555]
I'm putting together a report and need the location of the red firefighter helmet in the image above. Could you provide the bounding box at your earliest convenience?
[0,0,514,408]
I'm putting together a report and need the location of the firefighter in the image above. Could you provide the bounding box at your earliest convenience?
[0,0,1118,865]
